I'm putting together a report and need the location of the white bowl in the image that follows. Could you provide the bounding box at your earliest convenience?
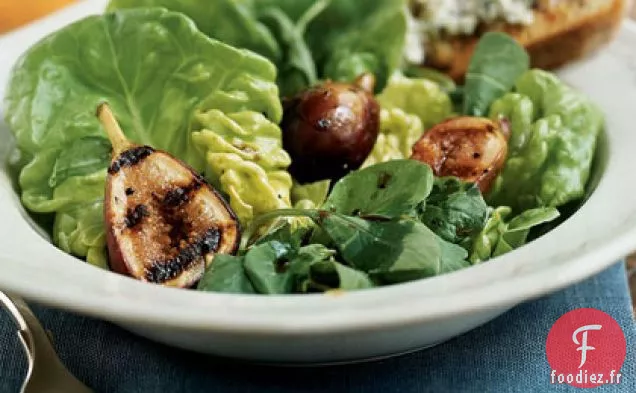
[1,1,636,364]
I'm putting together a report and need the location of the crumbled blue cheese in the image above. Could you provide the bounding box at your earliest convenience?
[413,0,535,36]
[404,0,536,64]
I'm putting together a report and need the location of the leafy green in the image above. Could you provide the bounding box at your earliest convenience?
[191,110,291,225]
[402,66,457,93]
[248,207,468,285]
[197,255,256,294]
[48,137,111,188]
[291,179,330,209]
[463,32,530,116]
[4,9,282,264]
[363,108,424,167]
[254,0,408,92]
[112,0,409,94]
[487,70,604,212]
[316,0,407,91]
[469,206,560,264]
[304,258,373,291]
[317,214,440,275]
[377,73,453,129]
[106,0,281,60]
[244,241,298,294]
[438,238,471,274]
[420,177,489,244]
[258,0,329,96]
[323,160,434,218]
[53,195,109,269]
[198,241,348,294]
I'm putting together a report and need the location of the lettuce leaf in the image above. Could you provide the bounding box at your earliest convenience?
[4,9,282,265]
[109,0,409,94]
[363,108,423,167]
[376,73,453,129]
[191,110,292,224]
[468,206,559,264]
[487,70,604,212]
[107,0,281,61]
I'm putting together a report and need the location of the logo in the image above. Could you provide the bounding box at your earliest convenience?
[546,308,626,388]
[572,324,602,368]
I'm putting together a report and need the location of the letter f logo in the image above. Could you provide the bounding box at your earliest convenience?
[572,324,602,368]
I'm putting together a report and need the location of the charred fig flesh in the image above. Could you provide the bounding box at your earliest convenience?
[97,103,239,288]
[411,116,510,194]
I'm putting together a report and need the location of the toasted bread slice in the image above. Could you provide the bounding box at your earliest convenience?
[423,0,630,81]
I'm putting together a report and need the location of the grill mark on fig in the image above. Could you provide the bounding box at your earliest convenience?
[163,179,203,208]
[108,146,155,174]
[125,204,148,228]
[144,228,221,283]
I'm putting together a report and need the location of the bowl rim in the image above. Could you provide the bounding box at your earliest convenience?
[1,3,635,336]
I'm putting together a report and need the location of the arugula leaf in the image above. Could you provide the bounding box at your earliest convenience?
[315,213,441,276]
[244,241,297,294]
[197,255,256,294]
[463,32,529,116]
[305,259,374,291]
[420,177,489,244]
[252,221,304,249]
[199,241,340,294]
[370,231,469,284]
[324,160,434,218]
[438,237,470,274]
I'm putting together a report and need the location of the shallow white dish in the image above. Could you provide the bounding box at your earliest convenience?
[1,1,636,364]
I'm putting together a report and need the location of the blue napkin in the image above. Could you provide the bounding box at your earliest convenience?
[1,262,634,393]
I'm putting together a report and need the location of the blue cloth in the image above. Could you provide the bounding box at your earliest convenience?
[1,262,635,393]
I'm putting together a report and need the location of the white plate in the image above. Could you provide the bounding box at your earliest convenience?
[1,1,636,364]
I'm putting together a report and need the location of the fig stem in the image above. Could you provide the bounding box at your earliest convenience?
[96,103,133,155]
[355,73,376,93]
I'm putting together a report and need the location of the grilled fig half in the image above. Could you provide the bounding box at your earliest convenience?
[411,116,510,194]
[97,103,239,288]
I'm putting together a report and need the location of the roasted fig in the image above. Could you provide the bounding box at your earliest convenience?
[281,73,380,183]
[97,103,239,288]
[411,116,510,194]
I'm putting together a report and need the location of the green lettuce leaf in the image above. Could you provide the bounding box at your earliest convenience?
[487,70,604,212]
[110,0,409,94]
[4,9,282,265]
[106,0,281,60]
[376,73,453,129]
[469,206,560,264]
[291,180,330,209]
[191,110,291,224]
[363,108,423,167]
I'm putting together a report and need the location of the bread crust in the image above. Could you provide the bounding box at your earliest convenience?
[423,0,630,81]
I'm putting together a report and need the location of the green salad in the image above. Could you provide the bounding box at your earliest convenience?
[3,0,603,294]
